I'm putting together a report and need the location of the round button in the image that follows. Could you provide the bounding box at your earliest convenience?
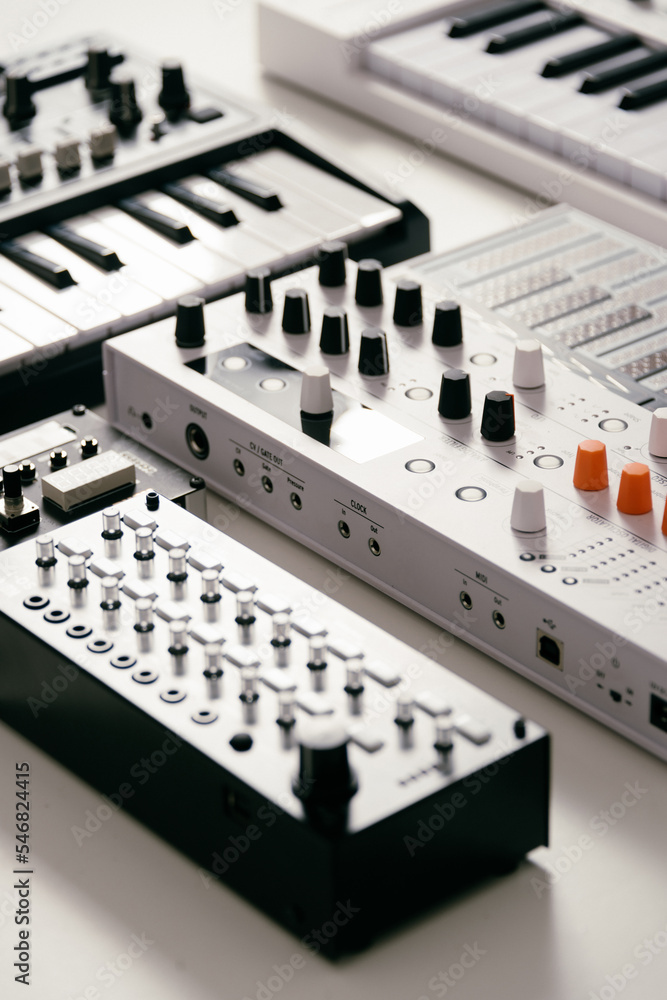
[455,486,487,502]
[221,356,249,370]
[405,459,435,474]
[541,565,556,573]
[599,418,628,433]
[259,377,286,392]
[520,553,535,561]
[534,455,563,469]
[405,387,432,400]
[230,733,253,752]
[563,577,578,585]
[470,353,497,366]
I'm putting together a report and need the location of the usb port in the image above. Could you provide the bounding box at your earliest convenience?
[536,630,563,670]
[650,694,667,734]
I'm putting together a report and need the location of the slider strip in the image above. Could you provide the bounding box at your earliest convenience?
[117,198,194,244]
[45,224,124,271]
[0,241,76,289]
[207,166,282,211]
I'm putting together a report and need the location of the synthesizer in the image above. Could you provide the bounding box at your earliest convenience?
[259,0,667,246]
[0,490,549,955]
[0,36,428,433]
[106,208,667,761]
[0,406,206,550]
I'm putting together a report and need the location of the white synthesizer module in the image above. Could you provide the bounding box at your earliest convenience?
[105,205,667,760]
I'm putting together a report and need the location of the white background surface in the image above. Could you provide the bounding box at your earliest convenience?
[0,2,666,999]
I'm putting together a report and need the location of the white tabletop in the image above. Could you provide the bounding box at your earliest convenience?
[0,3,666,999]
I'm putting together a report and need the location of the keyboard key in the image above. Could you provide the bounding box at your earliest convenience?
[0,239,75,289]
[620,75,667,111]
[207,166,282,211]
[542,34,641,78]
[581,50,667,93]
[487,11,584,55]
[162,181,239,227]
[45,223,123,271]
[118,197,195,244]
[448,1,544,38]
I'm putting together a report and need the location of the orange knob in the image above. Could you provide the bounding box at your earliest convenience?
[573,440,608,491]
[617,462,652,515]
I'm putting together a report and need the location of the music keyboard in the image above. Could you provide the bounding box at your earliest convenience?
[0,36,428,433]
[259,0,667,246]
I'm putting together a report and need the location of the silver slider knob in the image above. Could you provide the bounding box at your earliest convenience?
[240,665,259,723]
[134,526,155,577]
[100,576,121,630]
[67,554,88,589]
[510,480,547,533]
[203,643,224,698]
[35,534,57,585]
[200,569,221,621]
[167,547,188,599]
[102,507,123,557]
[168,620,189,676]
[344,658,364,714]
[235,590,256,644]
[277,692,296,727]
[435,722,455,772]
[271,612,291,667]
[134,598,154,652]
[512,339,545,389]
[395,694,414,726]
[307,636,328,691]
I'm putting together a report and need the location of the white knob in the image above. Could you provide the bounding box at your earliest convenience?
[300,365,333,415]
[89,123,117,161]
[55,136,81,172]
[648,408,667,458]
[511,480,546,532]
[512,339,545,389]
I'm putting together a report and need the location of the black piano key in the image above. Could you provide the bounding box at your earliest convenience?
[581,51,667,93]
[487,11,584,55]
[541,34,641,78]
[117,197,194,244]
[45,224,124,271]
[207,166,282,211]
[448,1,544,38]
[619,76,667,110]
[162,181,239,227]
[0,241,76,288]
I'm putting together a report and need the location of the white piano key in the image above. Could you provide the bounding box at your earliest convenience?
[215,159,364,239]
[92,205,239,292]
[0,326,35,373]
[0,281,77,348]
[183,176,327,262]
[594,107,667,184]
[62,213,201,300]
[0,253,119,333]
[231,150,402,230]
[17,233,162,319]
[135,189,282,269]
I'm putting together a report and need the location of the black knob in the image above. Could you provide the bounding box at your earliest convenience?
[481,391,515,442]
[281,288,311,334]
[293,722,358,804]
[3,73,36,127]
[438,369,471,419]
[80,437,99,458]
[85,46,113,93]
[175,295,206,347]
[358,327,389,377]
[320,307,349,355]
[109,75,143,130]
[393,279,422,327]
[49,449,68,469]
[432,300,463,347]
[245,267,273,314]
[355,259,383,307]
[2,465,23,500]
[318,240,347,287]
[19,462,36,483]
[158,60,190,116]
